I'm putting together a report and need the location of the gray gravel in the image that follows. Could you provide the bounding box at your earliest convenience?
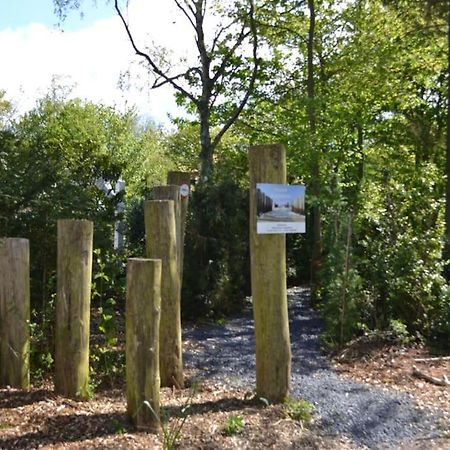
[183,286,447,449]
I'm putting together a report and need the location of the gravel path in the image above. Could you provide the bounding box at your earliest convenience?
[183,286,446,449]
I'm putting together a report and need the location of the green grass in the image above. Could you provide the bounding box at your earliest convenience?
[222,415,245,436]
[284,398,314,422]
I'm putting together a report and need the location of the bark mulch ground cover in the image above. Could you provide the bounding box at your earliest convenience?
[1,287,449,449]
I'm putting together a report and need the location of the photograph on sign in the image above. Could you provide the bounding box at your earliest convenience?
[256,183,306,234]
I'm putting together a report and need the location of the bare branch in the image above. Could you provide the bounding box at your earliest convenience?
[114,0,198,104]
[211,19,237,53]
[173,0,196,30]
[212,0,258,148]
[151,67,201,89]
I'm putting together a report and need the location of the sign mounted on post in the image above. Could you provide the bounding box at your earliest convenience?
[179,183,190,198]
[256,183,306,234]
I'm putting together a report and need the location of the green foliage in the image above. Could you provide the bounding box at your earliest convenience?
[284,398,314,423]
[29,285,56,384]
[222,415,245,436]
[388,319,412,346]
[0,96,131,308]
[182,177,251,319]
[120,122,174,199]
[90,248,126,389]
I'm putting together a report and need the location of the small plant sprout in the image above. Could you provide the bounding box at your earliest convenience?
[222,415,245,436]
[284,398,314,423]
[143,380,198,450]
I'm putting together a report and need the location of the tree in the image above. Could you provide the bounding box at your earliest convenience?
[0,95,139,307]
[54,0,259,180]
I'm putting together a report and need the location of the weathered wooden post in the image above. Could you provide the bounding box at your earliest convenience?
[126,258,161,432]
[0,238,30,388]
[167,171,191,280]
[152,185,182,277]
[249,144,291,403]
[55,219,93,399]
[144,200,183,388]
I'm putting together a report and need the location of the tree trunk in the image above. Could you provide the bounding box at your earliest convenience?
[307,0,323,306]
[249,144,291,403]
[144,200,183,388]
[55,219,93,399]
[198,102,214,180]
[126,258,161,432]
[0,238,30,388]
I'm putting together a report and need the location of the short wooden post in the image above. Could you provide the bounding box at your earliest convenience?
[0,238,30,388]
[167,171,191,281]
[126,258,161,432]
[152,185,182,278]
[249,144,291,403]
[144,200,183,388]
[55,219,93,399]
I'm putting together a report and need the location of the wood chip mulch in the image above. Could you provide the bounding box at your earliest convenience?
[333,345,450,415]
[1,345,449,449]
[0,372,358,450]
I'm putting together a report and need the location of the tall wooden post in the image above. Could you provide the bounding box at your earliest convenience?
[0,238,30,388]
[55,219,93,399]
[144,200,183,388]
[167,171,191,281]
[152,185,182,278]
[249,144,291,403]
[126,258,161,432]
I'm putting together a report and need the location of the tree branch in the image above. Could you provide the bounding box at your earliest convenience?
[114,0,198,104]
[211,26,249,85]
[151,67,202,89]
[212,0,258,148]
[173,0,196,30]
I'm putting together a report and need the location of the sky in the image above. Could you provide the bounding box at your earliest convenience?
[0,0,193,126]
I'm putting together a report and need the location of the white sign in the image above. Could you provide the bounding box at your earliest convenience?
[256,183,306,234]
[180,183,190,198]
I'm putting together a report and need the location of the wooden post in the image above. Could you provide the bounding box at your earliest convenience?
[126,258,161,432]
[152,185,182,278]
[167,171,191,281]
[144,200,183,388]
[249,144,291,403]
[55,219,93,399]
[0,238,30,388]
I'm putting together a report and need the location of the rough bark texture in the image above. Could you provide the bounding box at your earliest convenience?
[0,238,30,388]
[144,200,183,388]
[152,185,183,281]
[126,258,161,432]
[55,220,93,399]
[249,144,291,403]
[167,171,191,282]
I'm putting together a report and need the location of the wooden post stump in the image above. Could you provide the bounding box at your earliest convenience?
[249,144,291,403]
[144,200,183,388]
[167,171,191,281]
[0,238,30,388]
[55,219,93,399]
[126,258,161,432]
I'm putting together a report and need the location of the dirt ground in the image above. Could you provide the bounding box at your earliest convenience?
[1,344,449,449]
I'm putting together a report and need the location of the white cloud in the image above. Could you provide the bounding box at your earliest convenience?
[0,2,194,126]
